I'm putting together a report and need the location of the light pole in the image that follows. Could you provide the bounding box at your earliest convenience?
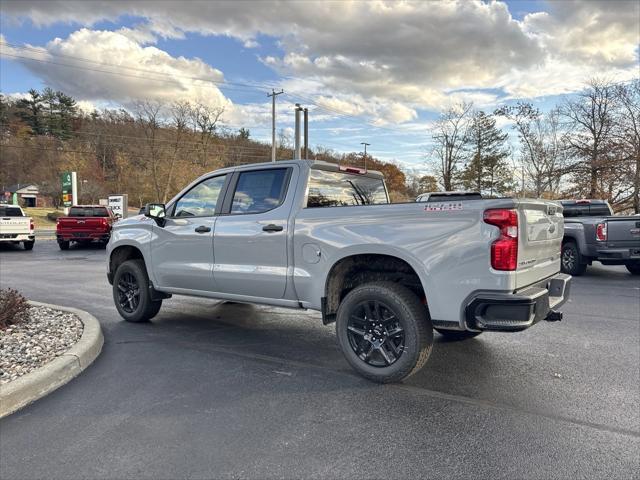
[361,142,370,171]
[267,89,284,162]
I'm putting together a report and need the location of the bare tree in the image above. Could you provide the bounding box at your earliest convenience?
[163,101,190,203]
[429,102,472,191]
[496,103,568,197]
[613,80,640,212]
[190,102,225,168]
[561,79,618,198]
[134,100,165,202]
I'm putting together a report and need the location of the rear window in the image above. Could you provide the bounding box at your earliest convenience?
[306,169,389,208]
[562,203,613,217]
[0,206,24,217]
[68,207,110,217]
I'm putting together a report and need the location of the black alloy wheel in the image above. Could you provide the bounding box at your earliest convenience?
[346,300,405,367]
[117,271,140,314]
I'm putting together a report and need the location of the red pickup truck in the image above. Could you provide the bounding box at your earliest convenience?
[57,205,115,250]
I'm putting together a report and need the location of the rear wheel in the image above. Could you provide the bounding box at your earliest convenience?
[58,240,70,250]
[626,263,640,275]
[336,281,433,383]
[434,328,482,341]
[561,242,587,276]
[113,259,162,322]
[23,241,34,250]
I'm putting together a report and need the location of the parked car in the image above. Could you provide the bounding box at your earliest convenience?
[416,191,483,202]
[0,205,35,250]
[560,199,640,276]
[57,205,115,250]
[107,160,570,383]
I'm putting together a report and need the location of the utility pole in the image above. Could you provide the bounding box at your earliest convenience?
[361,142,370,171]
[303,108,309,160]
[267,89,284,162]
[294,103,303,160]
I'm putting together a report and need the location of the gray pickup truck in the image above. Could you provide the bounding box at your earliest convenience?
[107,160,571,382]
[560,199,640,276]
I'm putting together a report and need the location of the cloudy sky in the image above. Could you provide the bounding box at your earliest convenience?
[0,0,638,168]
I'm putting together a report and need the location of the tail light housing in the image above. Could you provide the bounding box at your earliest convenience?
[484,209,518,271]
[101,217,109,230]
[30,219,35,231]
[595,222,607,242]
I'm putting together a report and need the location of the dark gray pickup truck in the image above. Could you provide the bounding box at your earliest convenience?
[560,199,640,276]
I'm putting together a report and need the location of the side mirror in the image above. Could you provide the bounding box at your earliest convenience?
[144,203,166,226]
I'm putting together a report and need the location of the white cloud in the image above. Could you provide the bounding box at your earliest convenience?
[1,28,231,110]
[2,0,638,121]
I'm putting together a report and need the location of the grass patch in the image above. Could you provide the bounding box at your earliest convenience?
[23,207,62,228]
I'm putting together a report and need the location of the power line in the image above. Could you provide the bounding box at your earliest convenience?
[0,123,273,153]
[1,41,419,136]
[0,143,273,163]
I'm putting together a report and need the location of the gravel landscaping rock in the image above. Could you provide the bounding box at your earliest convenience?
[0,306,83,384]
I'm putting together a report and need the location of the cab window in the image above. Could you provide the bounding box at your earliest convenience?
[230,169,289,215]
[173,175,227,217]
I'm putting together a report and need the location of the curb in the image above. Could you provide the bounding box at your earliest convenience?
[0,301,104,419]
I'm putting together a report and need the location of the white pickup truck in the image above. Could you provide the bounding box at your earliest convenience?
[107,160,571,382]
[0,205,35,250]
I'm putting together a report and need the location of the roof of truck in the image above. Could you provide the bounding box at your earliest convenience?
[231,159,385,179]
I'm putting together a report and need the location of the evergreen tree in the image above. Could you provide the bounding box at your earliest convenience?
[461,111,513,196]
[15,89,44,135]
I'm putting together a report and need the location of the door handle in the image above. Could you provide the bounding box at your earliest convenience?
[195,225,211,233]
[262,224,283,232]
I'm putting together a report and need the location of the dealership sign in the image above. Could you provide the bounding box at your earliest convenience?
[108,194,128,218]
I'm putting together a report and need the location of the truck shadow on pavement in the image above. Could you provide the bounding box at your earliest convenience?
[106,300,502,397]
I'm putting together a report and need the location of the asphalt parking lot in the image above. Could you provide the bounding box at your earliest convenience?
[1,240,638,479]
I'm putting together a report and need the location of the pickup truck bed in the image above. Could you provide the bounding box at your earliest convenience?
[106,159,571,382]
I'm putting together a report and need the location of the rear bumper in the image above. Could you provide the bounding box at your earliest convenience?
[464,273,572,332]
[57,232,110,242]
[0,233,35,242]
[594,246,640,265]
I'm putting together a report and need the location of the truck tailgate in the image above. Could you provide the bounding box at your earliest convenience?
[606,216,640,244]
[57,217,106,231]
[516,200,563,289]
[0,217,31,235]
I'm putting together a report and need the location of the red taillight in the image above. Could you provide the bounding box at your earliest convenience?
[484,209,518,271]
[101,218,109,229]
[30,219,34,231]
[596,222,607,241]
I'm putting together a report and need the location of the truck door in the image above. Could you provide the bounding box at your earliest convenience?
[213,166,294,299]
[151,174,229,292]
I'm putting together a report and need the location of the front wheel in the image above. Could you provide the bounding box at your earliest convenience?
[23,241,34,250]
[561,242,587,276]
[336,281,433,383]
[434,329,482,341]
[113,259,162,322]
[626,263,640,275]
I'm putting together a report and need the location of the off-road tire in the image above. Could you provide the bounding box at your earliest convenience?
[561,241,587,276]
[336,281,433,383]
[23,241,34,250]
[434,329,482,341]
[113,259,162,322]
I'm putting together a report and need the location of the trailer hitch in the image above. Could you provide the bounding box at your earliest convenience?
[545,310,563,322]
